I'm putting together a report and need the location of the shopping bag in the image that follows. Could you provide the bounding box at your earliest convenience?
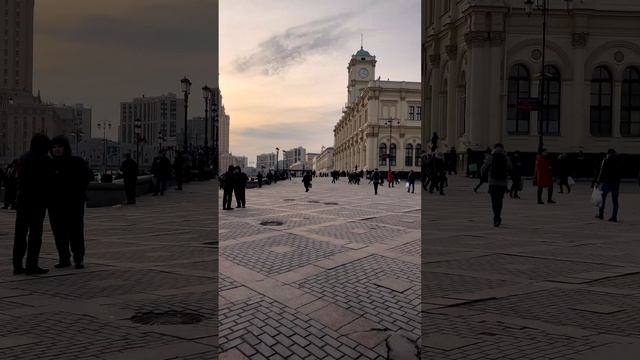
[590,186,603,207]
[405,182,410,190]
[568,176,576,186]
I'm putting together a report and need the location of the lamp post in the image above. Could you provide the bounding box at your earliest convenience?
[525,0,573,153]
[96,120,111,173]
[211,88,219,174]
[134,118,142,166]
[181,76,192,151]
[202,85,211,148]
[275,147,280,178]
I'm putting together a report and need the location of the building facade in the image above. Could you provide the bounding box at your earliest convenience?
[119,93,184,150]
[422,0,640,159]
[1,0,33,93]
[314,146,334,173]
[283,146,306,169]
[334,47,422,172]
[256,152,276,171]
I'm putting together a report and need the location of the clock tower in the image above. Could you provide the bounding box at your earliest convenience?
[347,46,376,106]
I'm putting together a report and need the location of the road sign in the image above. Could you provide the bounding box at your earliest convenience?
[517,98,541,112]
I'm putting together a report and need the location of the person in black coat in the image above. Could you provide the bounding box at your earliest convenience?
[151,151,171,196]
[222,165,235,210]
[120,153,138,204]
[257,171,263,188]
[233,166,248,208]
[49,135,93,269]
[595,149,623,222]
[302,171,312,192]
[13,134,54,275]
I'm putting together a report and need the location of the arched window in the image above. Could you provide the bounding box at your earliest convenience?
[590,66,613,137]
[379,143,387,166]
[415,144,422,166]
[539,65,561,135]
[507,64,530,134]
[621,66,640,137]
[389,143,397,166]
[405,143,414,166]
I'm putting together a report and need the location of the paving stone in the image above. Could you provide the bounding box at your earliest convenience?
[372,276,414,293]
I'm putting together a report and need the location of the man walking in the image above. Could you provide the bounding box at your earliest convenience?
[120,153,138,204]
[234,166,248,208]
[257,171,263,188]
[151,151,171,196]
[370,168,381,195]
[595,149,622,222]
[481,144,511,227]
[13,134,54,275]
[222,165,235,210]
[407,170,416,193]
[302,171,312,192]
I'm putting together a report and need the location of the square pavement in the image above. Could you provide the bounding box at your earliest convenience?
[0,182,218,360]
[422,176,640,359]
[219,177,421,359]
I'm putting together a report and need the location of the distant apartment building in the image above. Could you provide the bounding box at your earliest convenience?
[256,152,276,171]
[314,146,334,173]
[119,93,184,150]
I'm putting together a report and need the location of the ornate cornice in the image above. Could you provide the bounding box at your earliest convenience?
[464,31,490,48]
[572,32,589,49]
[428,54,441,68]
[445,44,458,60]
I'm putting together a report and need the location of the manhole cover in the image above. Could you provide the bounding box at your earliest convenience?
[307,200,320,203]
[324,202,339,205]
[260,221,284,226]
[130,311,205,325]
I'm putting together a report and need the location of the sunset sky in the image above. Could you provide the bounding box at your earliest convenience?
[33,0,217,140]
[220,0,420,164]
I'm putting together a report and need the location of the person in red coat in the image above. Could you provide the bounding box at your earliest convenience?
[387,170,395,188]
[534,150,555,204]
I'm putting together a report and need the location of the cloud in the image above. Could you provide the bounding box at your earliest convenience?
[237,120,334,142]
[233,12,354,75]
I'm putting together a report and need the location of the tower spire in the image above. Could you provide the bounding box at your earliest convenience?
[360,33,364,50]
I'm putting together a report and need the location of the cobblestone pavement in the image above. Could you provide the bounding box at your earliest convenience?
[422,176,640,360]
[0,182,218,360]
[219,177,421,359]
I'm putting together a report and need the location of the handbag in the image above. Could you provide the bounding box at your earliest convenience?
[590,186,603,207]
[568,176,576,186]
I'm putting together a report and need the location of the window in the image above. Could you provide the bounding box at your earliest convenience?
[389,143,397,166]
[507,64,531,134]
[379,143,387,166]
[409,106,415,120]
[415,144,422,166]
[621,67,640,137]
[590,66,613,137]
[416,106,422,121]
[405,143,414,166]
[539,65,561,135]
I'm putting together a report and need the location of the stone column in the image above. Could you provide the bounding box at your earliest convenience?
[465,30,491,149]
[446,44,458,148]
[429,53,442,146]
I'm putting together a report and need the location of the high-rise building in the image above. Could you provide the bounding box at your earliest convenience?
[256,152,276,171]
[119,93,184,150]
[0,0,34,93]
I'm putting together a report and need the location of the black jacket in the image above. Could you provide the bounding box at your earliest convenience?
[597,155,622,185]
[121,158,138,181]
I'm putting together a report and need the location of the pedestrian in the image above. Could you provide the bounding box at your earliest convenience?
[421,151,430,190]
[2,160,18,209]
[387,170,394,188]
[407,170,416,193]
[509,151,523,199]
[557,153,572,194]
[173,151,184,190]
[257,171,263,188]
[48,135,92,269]
[222,165,235,210]
[481,143,511,227]
[473,148,492,193]
[266,170,273,185]
[120,153,138,204]
[234,166,248,208]
[151,151,171,196]
[302,171,312,192]
[449,147,458,175]
[370,168,381,195]
[429,152,446,195]
[13,134,54,275]
[595,149,622,222]
[534,149,555,204]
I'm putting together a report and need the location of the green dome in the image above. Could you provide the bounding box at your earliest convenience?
[355,47,372,57]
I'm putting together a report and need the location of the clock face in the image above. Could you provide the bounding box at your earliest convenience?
[358,68,369,79]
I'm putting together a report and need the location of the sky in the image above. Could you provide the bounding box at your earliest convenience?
[33,0,217,140]
[220,0,420,165]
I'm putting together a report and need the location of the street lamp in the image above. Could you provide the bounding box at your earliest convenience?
[96,120,112,173]
[181,76,192,151]
[525,0,573,153]
[134,118,142,165]
[202,85,211,149]
[275,147,280,178]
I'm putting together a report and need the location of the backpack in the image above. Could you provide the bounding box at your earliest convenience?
[491,152,508,180]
